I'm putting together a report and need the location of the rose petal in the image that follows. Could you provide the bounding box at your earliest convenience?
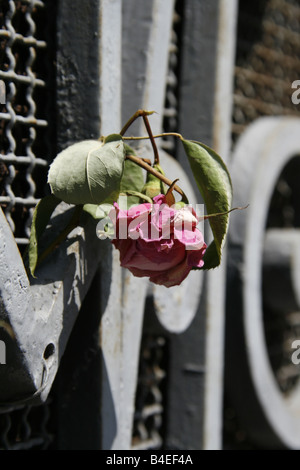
[127,203,152,219]
[124,239,185,272]
[174,226,205,249]
[151,198,175,233]
[187,243,207,268]
[152,194,166,205]
[149,258,192,287]
[110,194,207,287]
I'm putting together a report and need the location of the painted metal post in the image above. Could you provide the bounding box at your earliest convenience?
[203,0,238,450]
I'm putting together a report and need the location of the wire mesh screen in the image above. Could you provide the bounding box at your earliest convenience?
[161,4,182,158]
[0,403,53,450]
[131,334,168,450]
[0,0,55,248]
[0,0,56,451]
[224,0,300,449]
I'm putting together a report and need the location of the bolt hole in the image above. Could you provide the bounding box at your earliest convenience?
[43,343,55,360]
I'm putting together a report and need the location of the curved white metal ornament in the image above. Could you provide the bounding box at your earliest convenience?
[229,116,300,449]
[152,150,204,333]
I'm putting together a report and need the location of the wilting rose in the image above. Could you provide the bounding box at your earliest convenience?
[109,194,207,288]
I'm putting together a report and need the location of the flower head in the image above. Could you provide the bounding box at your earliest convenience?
[109,194,206,287]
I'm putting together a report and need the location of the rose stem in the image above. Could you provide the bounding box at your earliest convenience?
[119,109,155,137]
[122,132,184,142]
[126,153,188,202]
[201,205,249,220]
[120,109,160,165]
[142,114,160,165]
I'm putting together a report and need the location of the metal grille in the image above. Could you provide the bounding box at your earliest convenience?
[131,334,167,450]
[0,0,56,451]
[0,0,55,247]
[0,403,53,450]
[161,0,183,158]
[161,0,184,158]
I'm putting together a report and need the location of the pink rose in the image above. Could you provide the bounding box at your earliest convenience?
[109,194,207,287]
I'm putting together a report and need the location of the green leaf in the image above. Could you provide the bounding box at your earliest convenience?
[83,144,147,215]
[181,139,233,269]
[104,133,123,144]
[83,202,113,220]
[48,139,125,205]
[122,190,152,204]
[28,194,61,277]
[120,144,145,207]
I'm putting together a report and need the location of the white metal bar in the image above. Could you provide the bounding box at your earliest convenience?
[141,0,175,136]
[203,0,238,451]
[99,0,122,136]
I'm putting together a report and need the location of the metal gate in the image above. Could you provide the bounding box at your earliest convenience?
[1,0,300,450]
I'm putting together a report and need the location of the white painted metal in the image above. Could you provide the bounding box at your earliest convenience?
[97,0,127,450]
[99,0,122,136]
[264,229,300,312]
[230,116,300,449]
[203,0,238,450]
[141,0,175,137]
[99,0,206,449]
[0,203,104,405]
